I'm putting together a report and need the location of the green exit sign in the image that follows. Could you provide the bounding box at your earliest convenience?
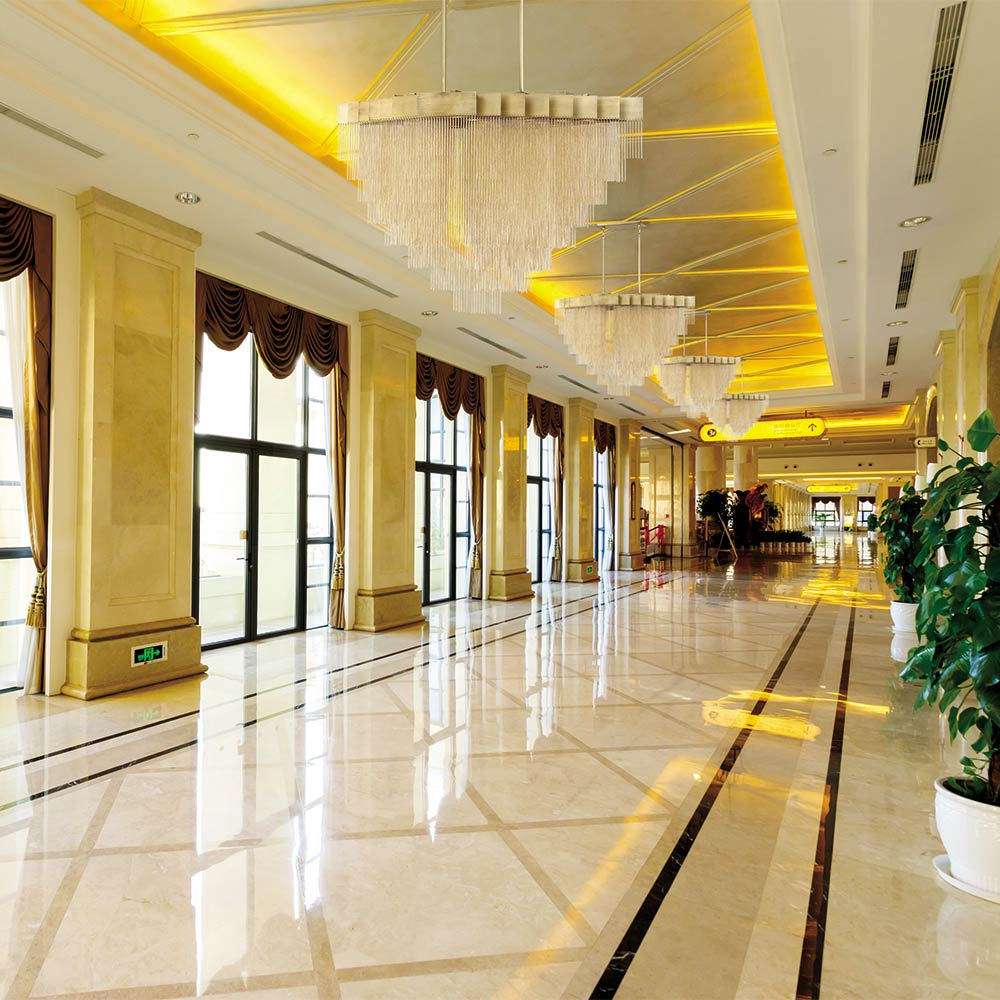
[131,641,168,667]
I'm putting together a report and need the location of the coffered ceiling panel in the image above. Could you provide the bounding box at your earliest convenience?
[84,0,833,398]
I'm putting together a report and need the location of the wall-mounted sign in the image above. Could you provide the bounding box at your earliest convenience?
[132,641,168,667]
[698,416,826,443]
[913,435,937,449]
[806,483,854,494]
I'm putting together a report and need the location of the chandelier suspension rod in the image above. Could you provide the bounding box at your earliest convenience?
[601,228,606,294]
[637,223,643,293]
[441,0,448,92]
[519,0,525,92]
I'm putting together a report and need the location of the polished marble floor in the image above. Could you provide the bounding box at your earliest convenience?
[2,535,999,999]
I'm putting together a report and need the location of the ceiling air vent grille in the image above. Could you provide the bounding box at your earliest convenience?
[0,102,104,158]
[914,1,967,185]
[456,326,527,359]
[896,250,918,308]
[256,232,397,298]
[881,380,892,399]
[621,404,644,415]
[558,374,599,394]
[886,336,900,366]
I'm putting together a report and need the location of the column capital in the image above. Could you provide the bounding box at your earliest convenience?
[76,187,201,250]
[490,364,531,386]
[567,396,598,417]
[936,329,958,354]
[618,419,643,436]
[358,310,421,341]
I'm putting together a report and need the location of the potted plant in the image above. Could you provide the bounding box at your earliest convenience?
[876,484,926,634]
[902,410,1000,899]
[867,512,878,534]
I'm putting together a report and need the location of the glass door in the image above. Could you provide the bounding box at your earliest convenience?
[197,448,249,645]
[526,425,553,584]
[256,454,301,636]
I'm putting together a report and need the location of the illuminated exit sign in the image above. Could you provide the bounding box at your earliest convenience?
[698,416,826,443]
[131,641,168,667]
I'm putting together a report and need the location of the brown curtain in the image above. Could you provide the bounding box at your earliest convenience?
[416,354,486,598]
[0,198,52,693]
[528,394,565,582]
[329,336,349,628]
[195,272,346,412]
[595,420,617,569]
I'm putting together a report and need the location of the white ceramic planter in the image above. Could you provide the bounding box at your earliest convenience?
[935,778,1000,899]
[890,600,918,634]
[890,631,919,663]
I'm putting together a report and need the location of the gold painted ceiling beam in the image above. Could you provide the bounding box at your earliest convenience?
[697,275,807,311]
[639,123,778,141]
[594,210,796,226]
[708,305,817,312]
[533,265,807,282]
[682,266,810,275]
[711,311,819,339]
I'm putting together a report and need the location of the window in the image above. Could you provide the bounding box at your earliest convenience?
[526,424,554,584]
[594,447,608,569]
[0,276,33,690]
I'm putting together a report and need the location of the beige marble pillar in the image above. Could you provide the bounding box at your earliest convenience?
[64,189,203,699]
[353,310,424,631]
[616,420,644,570]
[953,277,982,446]
[487,365,533,600]
[733,444,759,491]
[695,444,726,496]
[936,330,960,451]
[563,397,598,582]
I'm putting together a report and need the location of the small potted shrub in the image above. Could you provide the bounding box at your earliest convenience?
[876,484,926,633]
[902,410,1000,899]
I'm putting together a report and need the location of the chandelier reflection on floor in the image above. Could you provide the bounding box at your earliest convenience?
[338,0,643,314]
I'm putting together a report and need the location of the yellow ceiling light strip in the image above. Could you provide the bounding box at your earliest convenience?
[623,5,752,96]
[710,310,818,339]
[595,210,796,226]
[708,304,817,312]
[696,275,808,311]
[611,225,799,295]
[640,122,778,141]
[680,266,810,275]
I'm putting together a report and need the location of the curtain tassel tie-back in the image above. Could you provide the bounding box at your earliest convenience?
[553,537,562,559]
[25,569,46,629]
[332,551,345,590]
[470,540,482,570]
[607,533,615,551]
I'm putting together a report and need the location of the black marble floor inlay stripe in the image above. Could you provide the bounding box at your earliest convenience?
[589,599,822,999]
[795,604,856,1000]
[0,578,656,813]
[0,578,643,776]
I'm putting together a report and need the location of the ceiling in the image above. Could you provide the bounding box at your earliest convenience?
[78,0,834,398]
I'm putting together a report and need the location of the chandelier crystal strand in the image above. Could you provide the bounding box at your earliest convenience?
[659,311,737,415]
[339,42,643,316]
[707,393,769,438]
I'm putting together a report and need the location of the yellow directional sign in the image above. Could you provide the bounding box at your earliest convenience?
[698,416,826,443]
[807,483,854,493]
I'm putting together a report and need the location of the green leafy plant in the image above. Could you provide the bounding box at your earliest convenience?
[876,484,927,602]
[901,410,1000,805]
[763,499,783,526]
[696,488,732,524]
[867,512,878,532]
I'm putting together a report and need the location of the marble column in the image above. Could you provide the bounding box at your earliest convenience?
[353,310,425,632]
[936,330,960,451]
[953,277,982,445]
[695,444,726,496]
[616,420,644,570]
[65,189,203,699]
[564,397,598,583]
[733,444,759,491]
[487,365,533,600]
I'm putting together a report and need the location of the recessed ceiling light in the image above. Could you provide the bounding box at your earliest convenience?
[822,147,838,156]
[840,318,849,322]
[881,370,894,376]
[837,258,848,264]
[603,396,614,400]
[175,191,200,205]
[420,310,438,317]
[535,364,548,369]
[886,320,907,327]
[507,316,515,321]
[899,215,931,228]
[186,132,200,141]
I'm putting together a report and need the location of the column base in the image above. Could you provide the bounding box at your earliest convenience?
[566,559,599,583]
[354,585,425,632]
[674,542,705,560]
[488,568,534,601]
[64,618,206,700]
[618,552,645,571]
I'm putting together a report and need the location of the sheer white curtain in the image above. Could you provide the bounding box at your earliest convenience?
[601,450,614,572]
[1,271,41,693]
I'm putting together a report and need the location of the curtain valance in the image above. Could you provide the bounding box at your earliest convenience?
[594,419,616,455]
[195,272,348,380]
[416,353,485,420]
[527,394,563,439]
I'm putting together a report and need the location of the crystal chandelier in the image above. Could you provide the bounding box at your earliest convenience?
[659,313,737,414]
[708,393,769,438]
[338,0,643,314]
[556,226,693,391]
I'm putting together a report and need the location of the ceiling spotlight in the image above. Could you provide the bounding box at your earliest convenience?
[175,191,201,205]
[420,310,438,317]
[186,132,200,141]
[535,364,549,369]
[822,147,838,156]
[837,258,848,264]
[507,316,516,321]
[899,215,931,228]
[886,320,908,327]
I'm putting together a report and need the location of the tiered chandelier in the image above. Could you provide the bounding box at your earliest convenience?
[708,391,769,438]
[659,312,737,415]
[556,226,693,391]
[338,0,643,314]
